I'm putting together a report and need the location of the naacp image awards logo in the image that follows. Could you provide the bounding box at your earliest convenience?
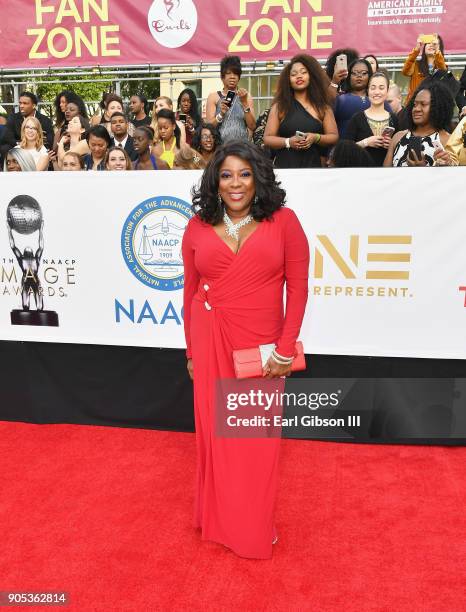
[121,196,193,291]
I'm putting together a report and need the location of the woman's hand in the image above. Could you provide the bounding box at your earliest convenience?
[332,67,348,85]
[187,358,193,380]
[407,149,427,166]
[366,135,385,148]
[186,114,194,132]
[237,88,249,105]
[434,148,452,166]
[59,133,70,147]
[262,356,292,379]
[219,100,230,116]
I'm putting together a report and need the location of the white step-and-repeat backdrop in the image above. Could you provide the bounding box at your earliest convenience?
[1,169,465,359]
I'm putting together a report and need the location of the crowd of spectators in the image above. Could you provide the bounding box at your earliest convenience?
[1,40,465,172]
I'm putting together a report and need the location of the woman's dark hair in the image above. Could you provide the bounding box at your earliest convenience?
[220,55,242,79]
[192,140,286,225]
[54,89,74,126]
[104,93,124,110]
[325,48,359,79]
[406,81,454,132]
[192,122,222,152]
[274,54,330,120]
[368,71,390,89]
[177,88,201,127]
[364,54,379,71]
[418,35,445,77]
[66,92,89,119]
[329,140,374,167]
[135,125,155,141]
[157,108,181,147]
[86,125,112,146]
[131,93,149,115]
[343,58,374,94]
[99,91,113,110]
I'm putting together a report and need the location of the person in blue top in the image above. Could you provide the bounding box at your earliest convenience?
[334,58,393,138]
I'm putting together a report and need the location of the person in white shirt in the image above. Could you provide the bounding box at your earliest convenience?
[19,117,51,170]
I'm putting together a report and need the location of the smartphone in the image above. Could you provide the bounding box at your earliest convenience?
[335,54,347,72]
[432,140,444,153]
[178,113,187,123]
[420,34,437,44]
[225,90,236,107]
[408,136,423,159]
[295,130,306,139]
[382,126,395,138]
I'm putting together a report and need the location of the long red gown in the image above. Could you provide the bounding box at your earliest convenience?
[182,206,309,559]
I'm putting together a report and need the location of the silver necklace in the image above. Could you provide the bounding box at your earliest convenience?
[223,211,253,241]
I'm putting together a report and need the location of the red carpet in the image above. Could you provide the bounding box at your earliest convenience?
[1,422,465,612]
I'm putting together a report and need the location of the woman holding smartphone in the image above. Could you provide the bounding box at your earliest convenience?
[345,72,399,166]
[384,82,453,167]
[402,34,446,103]
[264,54,338,168]
[206,55,256,143]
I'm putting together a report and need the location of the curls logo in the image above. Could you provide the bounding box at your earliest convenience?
[148,0,198,49]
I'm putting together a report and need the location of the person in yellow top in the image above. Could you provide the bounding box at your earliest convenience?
[402,35,447,103]
[152,109,181,169]
[433,116,466,166]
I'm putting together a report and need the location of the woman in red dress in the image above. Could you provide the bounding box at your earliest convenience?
[182,141,309,559]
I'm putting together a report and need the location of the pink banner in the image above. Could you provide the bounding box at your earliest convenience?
[0,0,464,69]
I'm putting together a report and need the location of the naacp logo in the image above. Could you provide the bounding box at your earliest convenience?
[121,196,193,291]
[148,0,198,49]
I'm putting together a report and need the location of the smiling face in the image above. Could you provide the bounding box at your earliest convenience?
[218,155,255,218]
[23,119,38,143]
[350,61,370,92]
[412,89,431,127]
[6,154,21,171]
[425,38,439,55]
[200,128,215,152]
[289,62,310,92]
[157,117,174,142]
[368,75,388,105]
[133,129,151,155]
[65,102,80,122]
[107,149,128,170]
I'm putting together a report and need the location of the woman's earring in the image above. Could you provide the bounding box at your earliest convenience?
[218,193,223,206]
[253,194,258,205]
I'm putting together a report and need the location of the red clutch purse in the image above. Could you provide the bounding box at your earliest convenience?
[232,342,306,379]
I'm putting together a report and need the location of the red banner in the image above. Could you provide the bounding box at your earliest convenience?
[0,0,464,69]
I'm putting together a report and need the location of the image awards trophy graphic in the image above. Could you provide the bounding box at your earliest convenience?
[6,195,59,327]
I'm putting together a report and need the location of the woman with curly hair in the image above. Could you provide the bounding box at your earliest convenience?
[192,122,222,164]
[384,82,454,167]
[264,53,338,167]
[182,140,309,559]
